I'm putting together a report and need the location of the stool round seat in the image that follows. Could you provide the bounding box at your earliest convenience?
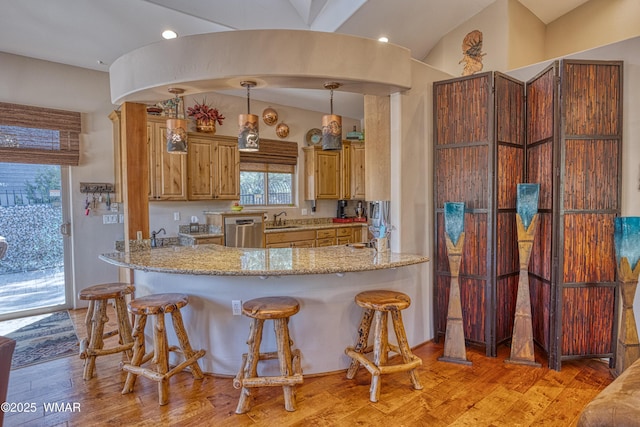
[354,290,411,311]
[127,293,188,315]
[79,282,135,301]
[242,296,300,319]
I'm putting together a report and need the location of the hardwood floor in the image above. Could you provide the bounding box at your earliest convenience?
[4,308,612,426]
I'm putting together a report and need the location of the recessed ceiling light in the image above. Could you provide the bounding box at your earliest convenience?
[162,30,178,40]
[378,36,389,43]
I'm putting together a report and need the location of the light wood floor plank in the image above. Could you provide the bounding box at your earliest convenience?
[3,307,613,426]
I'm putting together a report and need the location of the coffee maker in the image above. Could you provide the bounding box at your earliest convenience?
[336,200,348,218]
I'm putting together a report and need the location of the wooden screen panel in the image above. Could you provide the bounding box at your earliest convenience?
[526,142,553,211]
[527,67,555,144]
[435,274,449,339]
[530,212,553,282]
[563,62,621,136]
[530,276,551,350]
[461,277,487,344]
[495,74,525,146]
[496,275,519,343]
[496,145,524,210]
[561,286,616,355]
[435,146,489,210]
[460,213,488,277]
[434,74,490,145]
[563,139,619,211]
[496,212,518,276]
[563,214,616,284]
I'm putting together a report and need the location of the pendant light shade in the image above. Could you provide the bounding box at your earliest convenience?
[322,82,342,150]
[238,81,259,152]
[166,88,188,154]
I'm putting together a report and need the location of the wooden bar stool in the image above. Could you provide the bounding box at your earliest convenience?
[233,296,303,414]
[78,282,135,380]
[345,290,423,402]
[121,293,205,406]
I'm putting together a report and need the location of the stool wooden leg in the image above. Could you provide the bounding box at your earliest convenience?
[114,296,134,361]
[83,300,107,381]
[370,310,388,402]
[236,318,264,414]
[346,308,374,379]
[84,300,95,344]
[170,309,204,380]
[390,310,423,390]
[122,314,147,395]
[274,318,296,411]
[153,313,170,406]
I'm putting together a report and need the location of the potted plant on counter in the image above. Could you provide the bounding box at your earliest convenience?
[187,99,225,133]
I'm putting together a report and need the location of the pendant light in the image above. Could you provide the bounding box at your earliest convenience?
[322,82,342,150]
[238,81,259,152]
[166,87,188,154]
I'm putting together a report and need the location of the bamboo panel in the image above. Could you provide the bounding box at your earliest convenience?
[563,139,619,211]
[461,213,488,277]
[562,214,616,284]
[527,67,555,144]
[530,212,553,281]
[435,146,489,210]
[497,145,524,209]
[461,277,487,344]
[530,276,551,351]
[496,212,518,276]
[526,142,553,211]
[495,75,525,146]
[435,274,449,338]
[496,275,519,343]
[561,286,615,355]
[563,62,621,137]
[434,75,490,145]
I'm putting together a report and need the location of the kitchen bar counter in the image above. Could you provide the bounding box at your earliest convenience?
[99,245,429,376]
[99,244,427,276]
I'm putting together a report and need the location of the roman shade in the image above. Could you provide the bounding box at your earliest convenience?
[239,139,298,166]
[0,102,81,166]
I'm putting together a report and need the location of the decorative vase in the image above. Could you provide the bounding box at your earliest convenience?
[196,120,216,133]
[614,216,640,375]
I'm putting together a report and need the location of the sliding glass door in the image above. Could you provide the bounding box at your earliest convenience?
[0,162,72,321]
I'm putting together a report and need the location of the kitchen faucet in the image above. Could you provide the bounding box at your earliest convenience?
[273,211,287,226]
[150,228,166,248]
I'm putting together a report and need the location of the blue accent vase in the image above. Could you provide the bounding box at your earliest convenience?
[516,183,540,229]
[614,217,640,269]
[444,202,465,246]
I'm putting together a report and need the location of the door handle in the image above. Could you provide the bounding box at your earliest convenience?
[60,222,71,236]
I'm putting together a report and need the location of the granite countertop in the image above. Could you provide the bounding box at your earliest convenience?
[99,245,429,276]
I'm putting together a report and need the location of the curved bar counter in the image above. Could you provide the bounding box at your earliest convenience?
[100,245,429,376]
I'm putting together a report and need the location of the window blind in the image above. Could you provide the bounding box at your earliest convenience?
[239,139,298,166]
[0,102,81,166]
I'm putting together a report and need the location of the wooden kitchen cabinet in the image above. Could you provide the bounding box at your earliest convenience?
[340,142,351,200]
[316,228,337,246]
[187,134,239,200]
[110,112,187,202]
[303,146,340,200]
[265,229,316,248]
[147,116,187,201]
[336,227,352,245]
[349,141,366,200]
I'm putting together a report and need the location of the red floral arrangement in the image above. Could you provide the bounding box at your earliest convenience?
[187,99,225,125]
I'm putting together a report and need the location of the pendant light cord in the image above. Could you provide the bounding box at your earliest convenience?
[246,85,251,115]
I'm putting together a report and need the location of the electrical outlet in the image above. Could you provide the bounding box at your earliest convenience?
[173,212,181,221]
[232,300,242,316]
[301,208,308,216]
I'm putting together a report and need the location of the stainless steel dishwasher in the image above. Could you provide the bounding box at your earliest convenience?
[224,215,264,248]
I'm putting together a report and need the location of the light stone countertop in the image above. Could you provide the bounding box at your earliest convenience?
[99,244,428,276]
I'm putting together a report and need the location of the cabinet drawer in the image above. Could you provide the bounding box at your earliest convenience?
[336,228,352,237]
[316,229,336,239]
[337,236,351,245]
[316,238,336,247]
[265,230,316,245]
[194,236,223,245]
